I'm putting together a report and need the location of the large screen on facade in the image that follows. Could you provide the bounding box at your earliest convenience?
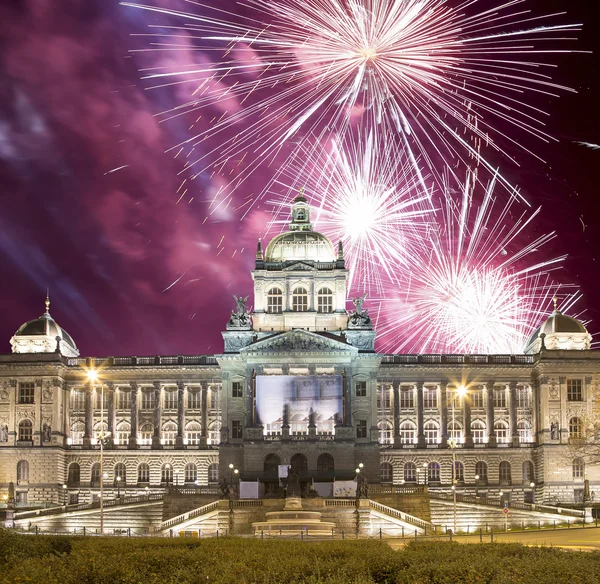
[256,375,342,435]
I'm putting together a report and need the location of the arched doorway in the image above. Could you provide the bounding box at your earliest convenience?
[290,453,308,479]
[316,453,334,480]
[264,454,281,494]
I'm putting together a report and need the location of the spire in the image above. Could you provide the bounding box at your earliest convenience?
[289,189,312,232]
[552,294,559,313]
[337,239,344,261]
[44,289,51,316]
[256,238,263,261]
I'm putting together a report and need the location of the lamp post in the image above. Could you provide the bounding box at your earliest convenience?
[62,484,67,506]
[449,385,467,534]
[116,475,121,498]
[475,474,480,498]
[423,462,428,486]
[530,481,535,504]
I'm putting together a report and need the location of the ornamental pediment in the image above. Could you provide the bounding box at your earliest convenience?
[281,262,318,272]
[241,329,357,354]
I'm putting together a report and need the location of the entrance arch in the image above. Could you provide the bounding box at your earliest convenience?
[290,453,308,480]
[316,453,334,480]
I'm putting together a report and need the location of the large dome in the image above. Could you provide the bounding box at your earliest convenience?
[10,297,79,357]
[524,306,591,354]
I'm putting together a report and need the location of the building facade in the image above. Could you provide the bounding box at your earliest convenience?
[1,195,598,508]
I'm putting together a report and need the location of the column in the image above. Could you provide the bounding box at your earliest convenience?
[83,383,93,448]
[416,382,425,448]
[393,381,401,447]
[464,390,473,448]
[176,381,185,448]
[509,382,519,446]
[486,381,496,447]
[201,383,208,438]
[128,383,138,449]
[152,382,162,448]
[343,369,351,426]
[106,382,115,448]
[440,382,448,447]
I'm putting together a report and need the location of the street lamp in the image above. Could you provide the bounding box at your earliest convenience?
[62,484,67,506]
[423,462,428,486]
[144,486,149,499]
[449,385,467,534]
[475,474,480,498]
[116,475,121,498]
[530,481,535,504]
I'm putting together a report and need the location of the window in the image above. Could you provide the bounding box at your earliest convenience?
[522,461,534,483]
[424,421,439,445]
[567,379,583,402]
[400,387,414,408]
[377,385,391,408]
[114,463,126,483]
[472,420,486,444]
[18,420,33,442]
[188,390,201,409]
[494,388,507,408]
[16,460,29,483]
[95,390,108,411]
[317,287,334,313]
[317,454,334,474]
[93,422,107,445]
[292,287,309,311]
[91,463,101,487]
[356,419,367,439]
[400,421,416,445]
[453,461,464,484]
[162,422,177,445]
[161,464,173,484]
[185,463,197,483]
[117,390,131,410]
[378,421,393,445]
[164,390,177,410]
[141,390,155,410]
[70,421,84,445]
[471,389,484,409]
[71,390,85,410]
[209,387,220,409]
[381,462,393,483]
[404,462,416,483]
[208,463,219,483]
[231,420,243,440]
[423,387,438,409]
[569,417,583,440]
[19,382,35,404]
[475,461,488,483]
[572,458,585,480]
[186,422,202,445]
[518,420,532,443]
[516,387,530,408]
[69,494,79,505]
[428,462,441,483]
[494,421,509,444]
[356,381,367,397]
[232,381,243,398]
[208,421,221,445]
[115,422,130,445]
[448,421,462,445]
[267,287,283,314]
[138,463,150,483]
[139,423,153,445]
[499,461,512,484]
[68,463,80,486]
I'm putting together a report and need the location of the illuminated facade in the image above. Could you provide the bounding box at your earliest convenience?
[0,195,598,509]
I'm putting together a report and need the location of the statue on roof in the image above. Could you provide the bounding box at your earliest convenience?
[227,295,252,330]
[348,293,372,329]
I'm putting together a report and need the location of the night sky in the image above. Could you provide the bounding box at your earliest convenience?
[0,0,599,357]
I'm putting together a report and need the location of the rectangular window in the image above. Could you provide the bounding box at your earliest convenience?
[209,387,219,409]
[141,390,155,410]
[231,420,243,439]
[187,390,201,409]
[356,381,367,397]
[356,420,367,438]
[19,382,35,404]
[567,379,583,402]
[400,388,414,409]
[494,388,507,408]
[95,391,108,411]
[423,387,438,409]
[69,493,79,505]
[232,381,243,398]
[516,387,530,408]
[71,390,85,410]
[377,385,391,409]
[471,390,484,409]
[117,391,131,411]
[164,390,177,410]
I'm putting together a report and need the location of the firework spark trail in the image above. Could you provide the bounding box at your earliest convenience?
[266,130,436,294]
[122,0,581,203]
[373,171,581,354]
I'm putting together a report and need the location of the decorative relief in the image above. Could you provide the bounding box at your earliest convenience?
[548,378,559,400]
[246,330,351,353]
[539,376,548,385]
[559,376,566,384]
[42,388,53,402]
[15,409,35,421]
[0,389,8,402]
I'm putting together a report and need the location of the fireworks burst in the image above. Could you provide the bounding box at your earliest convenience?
[122,0,581,202]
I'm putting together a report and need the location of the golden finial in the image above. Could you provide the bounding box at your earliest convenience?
[552,294,558,312]
[45,288,50,314]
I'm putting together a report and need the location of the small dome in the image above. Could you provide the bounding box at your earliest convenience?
[10,297,79,357]
[524,307,591,354]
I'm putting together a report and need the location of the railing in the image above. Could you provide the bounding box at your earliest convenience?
[369,485,425,495]
[325,499,357,507]
[157,500,220,532]
[232,500,263,507]
[369,500,431,530]
[167,486,219,496]
[380,354,535,365]
[66,355,218,368]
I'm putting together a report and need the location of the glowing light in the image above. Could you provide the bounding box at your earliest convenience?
[86,369,99,383]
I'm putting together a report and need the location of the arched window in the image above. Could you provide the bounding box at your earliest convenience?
[317,453,334,475]
[453,461,464,484]
[518,420,532,443]
[475,461,488,483]
[317,287,334,313]
[428,462,441,483]
[139,423,153,445]
[185,422,202,445]
[161,464,173,484]
[522,460,534,483]
[114,463,126,484]
[115,422,130,445]
[424,421,439,445]
[292,287,309,312]
[499,461,512,485]
[572,458,585,480]
[68,463,81,487]
[380,462,393,483]
[138,463,150,484]
[70,421,84,445]
[471,420,486,444]
[208,463,219,483]
[264,454,280,478]
[569,417,582,439]
[91,462,101,487]
[267,287,283,314]
[404,462,416,483]
[16,460,29,483]
[162,422,177,445]
[93,421,107,445]
[290,453,308,478]
[18,420,33,442]
[185,463,197,483]
[494,421,509,444]
[400,421,416,445]
[378,421,393,445]
[448,421,463,445]
[208,421,221,446]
